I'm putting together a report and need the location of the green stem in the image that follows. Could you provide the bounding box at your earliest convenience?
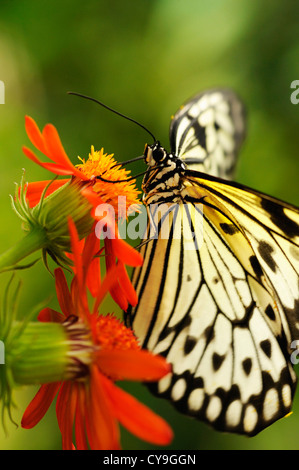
[0,228,47,272]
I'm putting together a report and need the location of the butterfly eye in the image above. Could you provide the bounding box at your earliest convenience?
[153,147,165,162]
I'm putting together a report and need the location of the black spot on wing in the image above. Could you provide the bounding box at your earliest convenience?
[260,339,272,358]
[261,198,299,239]
[191,120,207,151]
[204,325,215,342]
[258,241,277,272]
[265,304,276,321]
[242,357,252,376]
[249,255,264,279]
[283,298,299,340]
[212,352,226,371]
[184,336,197,355]
[220,222,239,235]
[194,376,205,389]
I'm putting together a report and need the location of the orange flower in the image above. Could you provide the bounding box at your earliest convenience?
[13,116,143,304]
[22,116,140,217]
[21,220,173,450]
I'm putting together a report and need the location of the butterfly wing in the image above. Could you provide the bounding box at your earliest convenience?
[169,88,246,179]
[126,182,299,436]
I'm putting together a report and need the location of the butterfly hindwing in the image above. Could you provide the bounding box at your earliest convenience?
[169,88,246,179]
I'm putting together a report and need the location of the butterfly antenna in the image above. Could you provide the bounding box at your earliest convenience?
[96,170,148,184]
[110,155,145,170]
[68,91,156,142]
[134,237,156,250]
[96,162,167,184]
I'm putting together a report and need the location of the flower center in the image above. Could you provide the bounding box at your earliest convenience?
[95,314,140,351]
[76,147,141,217]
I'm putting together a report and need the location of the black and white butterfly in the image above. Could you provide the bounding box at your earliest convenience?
[125,88,299,436]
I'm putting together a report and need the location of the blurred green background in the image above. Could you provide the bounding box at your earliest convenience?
[0,0,299,450]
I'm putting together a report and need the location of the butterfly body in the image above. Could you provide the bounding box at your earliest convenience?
[126,89,299,436]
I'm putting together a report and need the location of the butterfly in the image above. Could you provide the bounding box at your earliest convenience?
[125,88,299,436]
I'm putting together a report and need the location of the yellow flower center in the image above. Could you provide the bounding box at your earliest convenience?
[95,314,140,351]
[76,146,141,218]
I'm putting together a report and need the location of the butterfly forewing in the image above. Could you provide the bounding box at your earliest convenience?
[169,88,246,179]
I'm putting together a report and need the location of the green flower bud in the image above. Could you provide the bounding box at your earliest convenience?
[0,176,94,271]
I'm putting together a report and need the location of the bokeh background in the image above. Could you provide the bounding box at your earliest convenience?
[0,0,299,450]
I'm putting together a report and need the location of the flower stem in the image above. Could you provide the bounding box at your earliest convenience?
[0,228,47,272]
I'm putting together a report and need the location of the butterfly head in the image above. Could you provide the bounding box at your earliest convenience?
[142,140,186,199]
[144,142,168,167]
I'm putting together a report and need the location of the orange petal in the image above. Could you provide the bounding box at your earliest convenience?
[23,146,47,167]
[117,262,138,307]
[25,116,47,155]
[92,263,123,313]
[97,349,171,381]
[43,124,74,167]
[85,367,120,450]
[21,383,61,429]
[54,268,75,318]
[110,237,143,267]
[104,239,138,308]
[103,375,173,446]
[82,228,100,269]
[74,384,89,450]
[87,257,101,297]
[65,238,85,271]
[38,307,65,323]
[22,146,75,175]
[67,218,83,289]
[40,162,81,175]
[81,187,102,207]
[82,228,102,293]
[24,179,69,207]
[56,382,77,450]
[43,124,87,179]
[104,239,129,310]
[109,284,128,311]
